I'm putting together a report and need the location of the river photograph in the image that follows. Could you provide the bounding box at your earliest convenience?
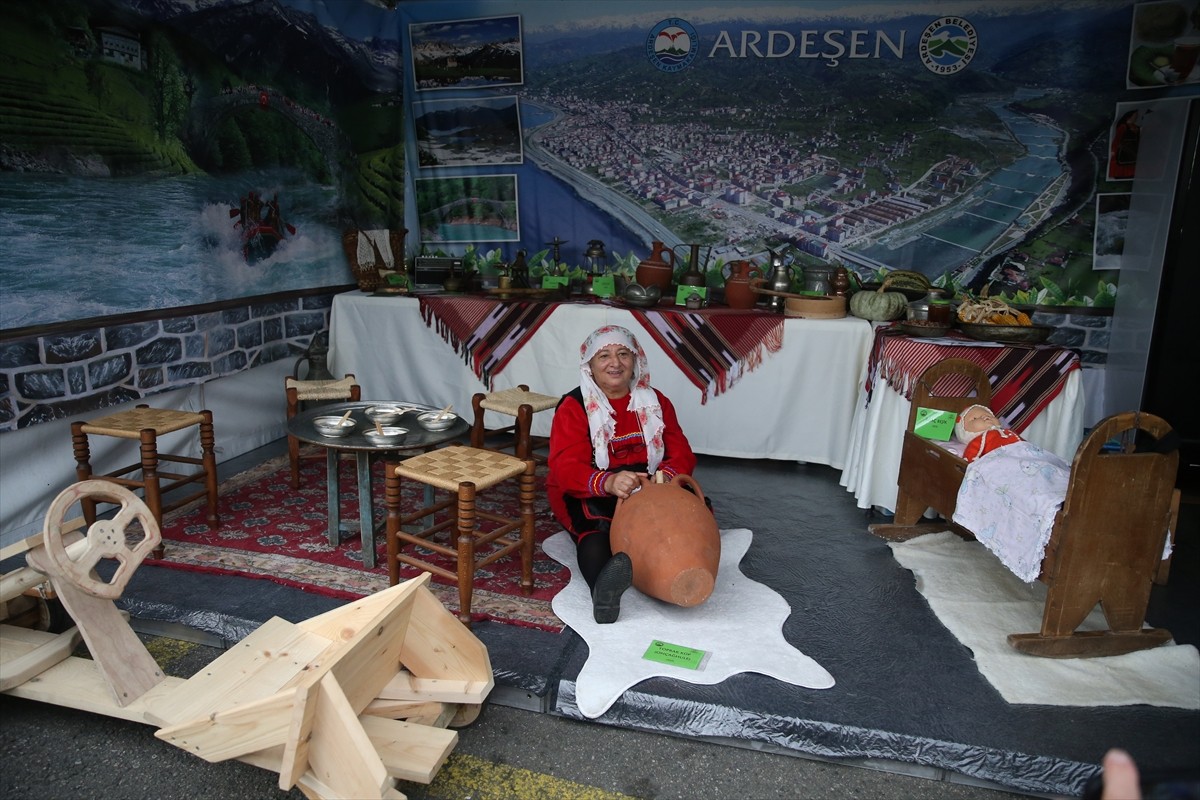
[0,169,345,330]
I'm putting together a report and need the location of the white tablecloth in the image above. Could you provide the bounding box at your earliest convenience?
[838,359,1085,512]
[328,292,875,468]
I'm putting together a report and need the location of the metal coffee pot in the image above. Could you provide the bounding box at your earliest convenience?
[294,332,334,382]
[764,249,795,312]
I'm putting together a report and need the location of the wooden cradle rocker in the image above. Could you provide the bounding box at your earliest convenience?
[871,358,1181,659]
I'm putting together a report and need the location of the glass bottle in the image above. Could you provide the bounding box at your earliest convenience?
[926,289,952,324]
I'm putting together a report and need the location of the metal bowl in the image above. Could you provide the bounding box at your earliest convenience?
[364,426,408,445]
[621,283,662,308]
[417,411,457,431]
[365,405,404,425]
[313,416,355,437]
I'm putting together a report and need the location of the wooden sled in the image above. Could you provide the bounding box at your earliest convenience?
[1,480,492,799]
[869,358,1181,659]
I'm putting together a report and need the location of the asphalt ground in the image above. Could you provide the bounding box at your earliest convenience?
[0,634,1024,800]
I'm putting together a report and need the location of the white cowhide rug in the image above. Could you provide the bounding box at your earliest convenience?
[543,528,835,719]
[890,531,1200,709]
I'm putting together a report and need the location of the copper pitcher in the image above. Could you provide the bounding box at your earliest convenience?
[722,260,760,310]
[635,241,675,294]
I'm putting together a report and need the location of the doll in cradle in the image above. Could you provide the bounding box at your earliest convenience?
[954,404,1023,463]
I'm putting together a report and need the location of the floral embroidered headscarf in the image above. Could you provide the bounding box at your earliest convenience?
[579,325,665,474]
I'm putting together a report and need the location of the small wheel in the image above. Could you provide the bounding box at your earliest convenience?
[449,702,483,727]
[41,480,161,600]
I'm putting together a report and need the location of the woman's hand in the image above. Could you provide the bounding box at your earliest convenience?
[605,471,643,499]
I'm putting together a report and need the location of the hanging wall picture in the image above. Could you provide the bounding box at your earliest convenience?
[415,174,520,242]
[409,15,524,91]
[1126,0,1200,88]
[413,95,523,168]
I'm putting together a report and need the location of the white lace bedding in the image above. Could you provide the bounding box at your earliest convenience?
[950,441,1071,583]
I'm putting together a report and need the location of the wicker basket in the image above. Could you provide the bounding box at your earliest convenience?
[341,230,387,292]
[784,294,846,319]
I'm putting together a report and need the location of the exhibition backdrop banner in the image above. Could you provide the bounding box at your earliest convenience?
[0,0,405,332]
[399,0,1194,307]
[2,0,1196,334]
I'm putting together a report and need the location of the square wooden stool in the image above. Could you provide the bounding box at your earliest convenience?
[384,446,536,626]
[285,374,360,488]
[469,385,558,464]
[71,405,220,558]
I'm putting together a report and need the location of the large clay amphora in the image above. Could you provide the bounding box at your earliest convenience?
[723,260,760,310]
[636,241,676,294]
[610,474,720,607]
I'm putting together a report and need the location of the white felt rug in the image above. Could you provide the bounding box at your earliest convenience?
[889,532,1200,709]
[543,528,835,719]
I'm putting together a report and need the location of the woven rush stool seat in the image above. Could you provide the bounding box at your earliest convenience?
[384,446,536,626]
[71,404,220,558]
[285,375,360,488]
[470,384,558,464]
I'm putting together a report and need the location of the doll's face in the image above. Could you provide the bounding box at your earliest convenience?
[961,406,1001,433]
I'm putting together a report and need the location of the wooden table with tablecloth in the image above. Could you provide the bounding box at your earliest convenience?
[327,291,876,468]
[839,324,1086,513]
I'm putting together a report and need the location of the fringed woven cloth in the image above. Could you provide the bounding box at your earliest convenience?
[627,308,785,404]
[865,324,1080,433]
[418,296,559,389]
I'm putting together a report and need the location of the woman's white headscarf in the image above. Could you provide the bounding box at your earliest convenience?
[579,325,665,474]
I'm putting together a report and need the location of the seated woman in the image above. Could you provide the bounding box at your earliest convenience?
[547,325,701,624]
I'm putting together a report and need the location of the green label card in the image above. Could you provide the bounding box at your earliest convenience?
[642,639,710,670]
[541,275,569,289]
[591,275,616,297]
[913,407,956,440]
[675,286,708,306]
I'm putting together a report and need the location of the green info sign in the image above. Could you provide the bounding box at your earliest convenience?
[642,639,710,670]
[913,407,956,441]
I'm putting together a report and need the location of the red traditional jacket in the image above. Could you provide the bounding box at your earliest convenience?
[547,388,696,532]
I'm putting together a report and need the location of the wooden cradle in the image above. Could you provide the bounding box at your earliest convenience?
[871,358,1181,659]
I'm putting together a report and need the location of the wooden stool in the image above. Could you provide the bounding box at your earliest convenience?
[384,446,536,626]
[470,385,558,463]
[71,405,220,558]
[285,375,360,488]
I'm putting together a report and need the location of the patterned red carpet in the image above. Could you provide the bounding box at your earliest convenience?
[149,454,569,631]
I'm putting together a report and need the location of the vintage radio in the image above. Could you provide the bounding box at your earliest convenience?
[412,255,463,289]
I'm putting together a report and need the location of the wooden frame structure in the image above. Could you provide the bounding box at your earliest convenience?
[870,358,1181,659]
[1,481,491,799]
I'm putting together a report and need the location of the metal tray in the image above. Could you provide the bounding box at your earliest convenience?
[956,322,1054,344]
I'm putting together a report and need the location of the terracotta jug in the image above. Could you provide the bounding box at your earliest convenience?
[636,241,676,294]
[723,260,760,310]
[610,474,720,607]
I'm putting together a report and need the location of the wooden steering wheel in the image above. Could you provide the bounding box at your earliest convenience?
[41,480,161,600]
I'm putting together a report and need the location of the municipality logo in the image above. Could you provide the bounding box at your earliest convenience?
[647,18,698,73]
[919,17,978,75]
